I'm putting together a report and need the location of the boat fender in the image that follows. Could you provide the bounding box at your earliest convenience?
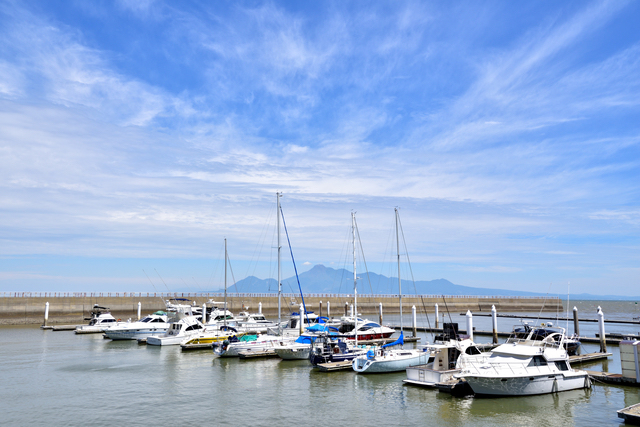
[367,349,375,360]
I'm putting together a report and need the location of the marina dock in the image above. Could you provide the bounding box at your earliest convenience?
[618,403,640,425]
[587,370,640,387]
[569,352,612,365]
[50,325,79,331]
[316,360,354,372]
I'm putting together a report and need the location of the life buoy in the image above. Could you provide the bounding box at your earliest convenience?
[333,346,340,354]
[117,318,121,322]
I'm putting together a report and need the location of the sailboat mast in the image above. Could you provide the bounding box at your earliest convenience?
[352,212,358,346]
[396,208,403,333]
[277,192,282,326]
[224,238,227,328]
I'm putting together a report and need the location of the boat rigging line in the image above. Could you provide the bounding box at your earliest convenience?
[279,204,310,326]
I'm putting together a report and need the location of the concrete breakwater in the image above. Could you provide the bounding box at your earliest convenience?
[0,293,560,325]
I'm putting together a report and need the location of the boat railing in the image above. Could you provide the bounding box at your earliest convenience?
[458,357,551,377]
[504,337,562,350]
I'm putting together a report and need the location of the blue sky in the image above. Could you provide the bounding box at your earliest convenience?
[1,1,639,296]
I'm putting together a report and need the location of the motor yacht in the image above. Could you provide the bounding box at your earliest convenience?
[103,311,169,340]
[337,316,395,341]
[214,334,294,357]
[75,305,121,334]
[455,326,590,396]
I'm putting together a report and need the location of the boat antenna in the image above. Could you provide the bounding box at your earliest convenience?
[566,282,570,334]
[534,283,552,326]
[396,211,435,342]
[143,269,167,307]
[277,192,282,329]
[353,211,358,347]
[224,238,227,329]
[441,295,460,340]
[395,207,403,346]
[154,268,172,294]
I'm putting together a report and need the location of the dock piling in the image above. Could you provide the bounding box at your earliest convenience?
[137,302,141,320]
[491,305,498,344]
[435,303,439,328]
[466,310,474,342]
[202,303,206,323]
[319,301,322,317]
[573,306,579,337]
[299,303,304,335]
[412,305,417,337]
[327,301,330,318]
[379,302,383,325]
[43,301,49,327]
[259,302,262,314]
[598,307,607,353]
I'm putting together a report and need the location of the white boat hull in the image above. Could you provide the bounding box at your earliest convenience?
[353,351,432,373]
[104,328,169,340]
[274,344,311,360]
[405,365,460,386]
[215,337,291,357]
[465,372,591,396]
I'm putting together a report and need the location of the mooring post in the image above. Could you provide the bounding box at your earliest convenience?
[259,302,262,314]
[466,310,474,342]
[202,303,207,324]
[350,303,353,317]
[137,301,141,320]
[327,301,330,319]
[299,303,304,335]
[412,305,417,337]
[379,302,383,325]
[435,303,439,329]
[319,301,323,318]
[598,307,606,353]
[43,301,49,327]
[344,302,348,317]
[573,306,580,337]
[491,305,498,344]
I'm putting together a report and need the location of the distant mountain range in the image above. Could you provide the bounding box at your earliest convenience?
[206,264,637,300]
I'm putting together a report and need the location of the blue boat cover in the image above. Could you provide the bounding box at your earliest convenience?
[382,331,404,348]
[294,335,317,344]
[306,324,328,332]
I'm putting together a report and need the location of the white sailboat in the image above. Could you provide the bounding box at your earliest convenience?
[353,208,430,373]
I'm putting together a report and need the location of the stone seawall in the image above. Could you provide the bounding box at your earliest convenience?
[0,293,562,325]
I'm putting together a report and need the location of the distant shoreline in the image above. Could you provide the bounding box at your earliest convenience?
[0,293,559,325]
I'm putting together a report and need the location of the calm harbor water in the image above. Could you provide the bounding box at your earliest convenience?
[1,300,639,426]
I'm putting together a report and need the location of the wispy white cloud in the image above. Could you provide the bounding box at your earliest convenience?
[0,1,639,295]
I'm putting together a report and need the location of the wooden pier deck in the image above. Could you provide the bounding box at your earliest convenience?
[569,352,611,364]
[316,360,354,372]
[618,403,640,425]
[181,342,214,351]
[587,370,640,387]
[50,325,79,331]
